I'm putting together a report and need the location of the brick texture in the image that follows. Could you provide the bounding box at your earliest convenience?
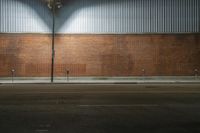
[0,34,200,77]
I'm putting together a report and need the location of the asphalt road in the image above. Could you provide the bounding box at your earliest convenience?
[0,84,200,133]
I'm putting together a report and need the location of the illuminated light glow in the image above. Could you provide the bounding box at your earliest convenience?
[0,0,51,33]
[58,9,87,33]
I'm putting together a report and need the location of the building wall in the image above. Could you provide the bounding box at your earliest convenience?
[57,0,200,33]
[0,34,52,77]
[0,0,52,33]
[0,0,199,77]
[0,34,199,77]
[0,0,199,33]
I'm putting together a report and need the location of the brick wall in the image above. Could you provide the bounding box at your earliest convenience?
[0,34,200,77]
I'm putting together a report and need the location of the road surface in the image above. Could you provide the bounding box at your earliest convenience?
[0,84,200,133]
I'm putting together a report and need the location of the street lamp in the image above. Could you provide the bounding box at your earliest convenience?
[46,0,62,83]
[46,0,62,9]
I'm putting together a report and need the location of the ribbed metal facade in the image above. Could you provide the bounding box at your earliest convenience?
[0,0,199,33]
[0,0,52,33]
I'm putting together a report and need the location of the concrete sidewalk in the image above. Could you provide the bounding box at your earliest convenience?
[0,76,200,84]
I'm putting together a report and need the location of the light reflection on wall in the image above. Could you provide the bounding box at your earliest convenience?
[0,0,199,33]
[57,8,89,33]
[0,0,52,33]
[57,0,200,33]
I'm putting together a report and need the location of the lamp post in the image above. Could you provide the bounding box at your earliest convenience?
[46,0,62,83]
[51,0,55,83]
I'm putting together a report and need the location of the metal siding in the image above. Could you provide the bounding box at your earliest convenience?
[0,0,199,33]
[0,0,52,33]
[57,0,199,33]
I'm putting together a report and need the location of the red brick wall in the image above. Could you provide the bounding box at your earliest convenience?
[0,34,200,77]
[0,34,51,77]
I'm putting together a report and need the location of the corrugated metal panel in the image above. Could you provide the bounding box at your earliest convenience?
[57,0,200,33]
[0,0,199,33]
[0,0,52,33]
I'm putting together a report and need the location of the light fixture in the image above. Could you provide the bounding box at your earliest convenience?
[44,0,62,10]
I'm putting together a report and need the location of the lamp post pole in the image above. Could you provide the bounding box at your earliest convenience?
[51,0,55,83]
